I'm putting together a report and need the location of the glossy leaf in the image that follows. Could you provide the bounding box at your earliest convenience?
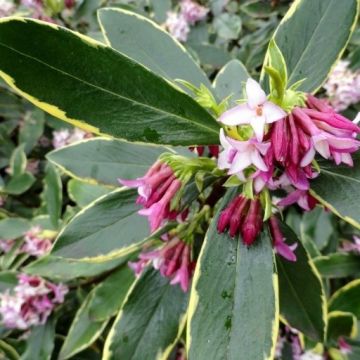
[21,318,56,360]
[0,218,30,239]
[24,255,128,281]
[187,189,278,360]
[314,253,360,278]
[327,311,357,343]
[262,0,359,92]
[0,18,219,146]
[276,222,326,342]
[43,163,62,228]
[47,138,168,186]
[103,267,188,360]
[329,279,360,318]
[59,292,109,360]
[98,8,211,91]
[88,265,135,321]
[213,59,249,106]
[68,179,111,207]
[311,155,360,229]
[51,188,150,261]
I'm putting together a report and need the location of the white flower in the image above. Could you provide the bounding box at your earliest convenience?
[219,79,286,141]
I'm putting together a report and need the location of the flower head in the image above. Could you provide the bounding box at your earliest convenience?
[0,274,68,330]
[165,12,190,42]
[219,79,286,141]
[180,0,208,25]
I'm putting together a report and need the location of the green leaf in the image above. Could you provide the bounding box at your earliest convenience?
[43,163,62,228]
[47,138,168,186]
[0,271,18,292]
[98,8,212,92]
[329,279,360,318]
[68,179,111,208]
[0,18,219,146]
[276,222,326,342]
[24,255,128,281]
[21,318,56,360]
[88,265,135,321]
[9,144,26,177]
[327,311,358,343]
[59,292,109,360]
[311,155,360,229]
[187,189,278,360]
[0,340,19,360]
[3,172,35,195]
[0,218,30,239]
[51,188,150,261]
[213,13,242,40]
[262,0,359,92]
[213,59,249,106]
[314,253,360,278]
[103,267,188,360]
[18,109,45,154]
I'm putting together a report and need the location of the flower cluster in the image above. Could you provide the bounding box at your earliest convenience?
[0,226,54,257]
[216,77,360,252]
[129,235,194,292]
[0,0,14,17]
[165,0,208,42]
[0,274,68,330]
[52,127,90,149]
[324,60,360,112]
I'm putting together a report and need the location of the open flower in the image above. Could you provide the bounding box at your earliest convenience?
[219,79,286,141]
[218,129,271,179]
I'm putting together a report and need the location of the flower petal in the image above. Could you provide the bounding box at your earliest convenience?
[250,115,266,142]
[228,152,252,174]
[300,146,315,167]
[246,78,267,108]
[219,104,255,126]
[250,149,268,172]
[263,101,286,123]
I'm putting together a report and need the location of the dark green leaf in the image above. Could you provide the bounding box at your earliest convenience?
[314,253,360,278]
[277,222,326,342]
[329,279,360,318]
[3,172,35,195]
[21,318,56,360]
[311,155,360,229]
[327,311,357,343]
[88,265,135,321]
[213,59,249,106]
[24,255,128,281]
[0,18,219,145]
[43,163,62,228]
[59,293,108,360]
[0,218,30,239]
[0,271,18,292]
[98,8,211,91]
[68,179,111,207]
[51,188,150,261]
[103,267,188,360]
[47,138,168,186]
[188,189,278,360]
[263,0,359,92]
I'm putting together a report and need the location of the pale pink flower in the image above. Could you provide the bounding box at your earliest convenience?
[0,274,68,330]
[218,129,271,177]
[22,226,52,257]
[165,12,190,42]
[338,337,352,355]
[180,0,208,25]
[52,128,90,149]
[219,79,286,141]
[342,236,360,254]
[0,0,14,17]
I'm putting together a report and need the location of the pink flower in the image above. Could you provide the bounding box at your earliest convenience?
[218,129,271,178]
[217,195,263,245]
[277,189,317,211]
[0,274,68,330]
[165,12,190,42]
[22,226,52,257]
[219,79,286,141]
[52,128,90,149]
[129,237,194,292]
[269,216,297,262]
[180,0,208,25]
[341,236,360,254]
[338,337,352,355]
[119,162,183,232]
[0,0,14,17]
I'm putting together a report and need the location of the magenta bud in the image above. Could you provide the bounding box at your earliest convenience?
[241,199,262,246]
